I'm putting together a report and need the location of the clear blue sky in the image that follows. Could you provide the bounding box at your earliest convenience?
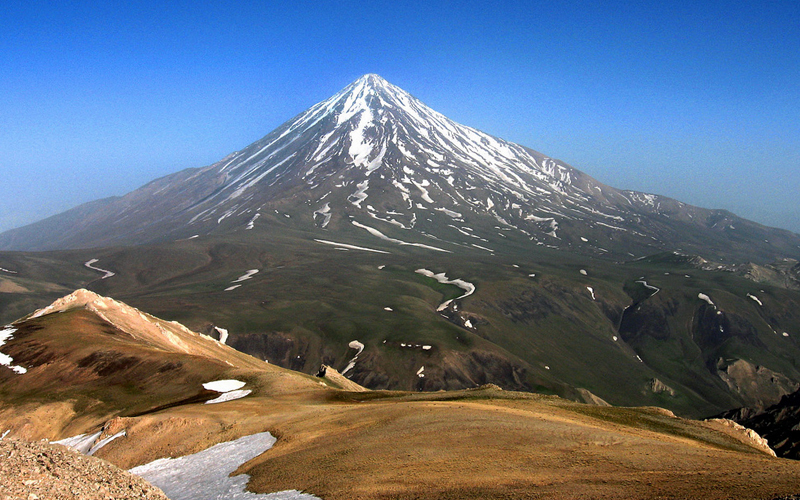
[2,0,798,234]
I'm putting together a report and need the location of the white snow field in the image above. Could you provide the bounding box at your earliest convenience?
[130,432,320,500]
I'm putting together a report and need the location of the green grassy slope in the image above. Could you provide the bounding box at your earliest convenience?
[2,220,800,418]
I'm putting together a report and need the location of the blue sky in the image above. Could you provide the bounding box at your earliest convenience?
[2,0,798,233]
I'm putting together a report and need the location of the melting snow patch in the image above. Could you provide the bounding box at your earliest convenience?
[84,259,115,279]
[698,293,715,307]
[580,237,588,242]
[416,366,425,378]
[348,180,369,208]
[206,390,252,404]
[384,307,393,311]
[130,432,319,500]
[225,285,242,292]
[55,432,103,454]
[342,340,364,376]
[747,294,763,306]
[412,180,435,204]
[203,380,246,392]
[0,327,26,374]
[232,269,259,283]
[612,336,618,342]
[0,267,17,274]
[586,287,595,300]
[579,269,588,276]
[471,244,494,253]
[202,380,250,405]
[783,332,790,337]
[415,269,475,310]
[636,280,660,297]
[422,345,432,350]
[87,430,127,456]
[314,239,390,254]
[245,213,260,230]
[352,221,451,252]
[214,327,229,344]
[435,207,462,218]
[313,203,332,228]
[349,340,365,354]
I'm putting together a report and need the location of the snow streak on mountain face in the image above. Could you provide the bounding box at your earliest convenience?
[3,73,799,261]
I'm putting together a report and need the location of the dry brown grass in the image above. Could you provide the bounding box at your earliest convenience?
[4,297,800,499]
[85,389,800,500]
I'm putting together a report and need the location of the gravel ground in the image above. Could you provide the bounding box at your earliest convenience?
[0,437,168,500]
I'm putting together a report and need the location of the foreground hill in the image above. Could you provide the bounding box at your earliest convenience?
[0,437,169,500]
[2,291,800,499]
[0,288,325,439]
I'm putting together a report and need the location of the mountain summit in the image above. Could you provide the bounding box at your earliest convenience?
[1,74,798,262]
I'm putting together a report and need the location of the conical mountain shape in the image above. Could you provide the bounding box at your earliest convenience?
[1,74,798,262]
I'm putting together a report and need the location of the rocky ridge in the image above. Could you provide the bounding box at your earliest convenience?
[0,437,168,500]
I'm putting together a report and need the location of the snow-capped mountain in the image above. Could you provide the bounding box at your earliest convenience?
[1,74,798,262]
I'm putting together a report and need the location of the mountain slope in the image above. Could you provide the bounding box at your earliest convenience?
[4,293,800,499]
[4,229,800,419]
[0,289,326,440]
[1,74,798,264]
[3,74,800,423]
